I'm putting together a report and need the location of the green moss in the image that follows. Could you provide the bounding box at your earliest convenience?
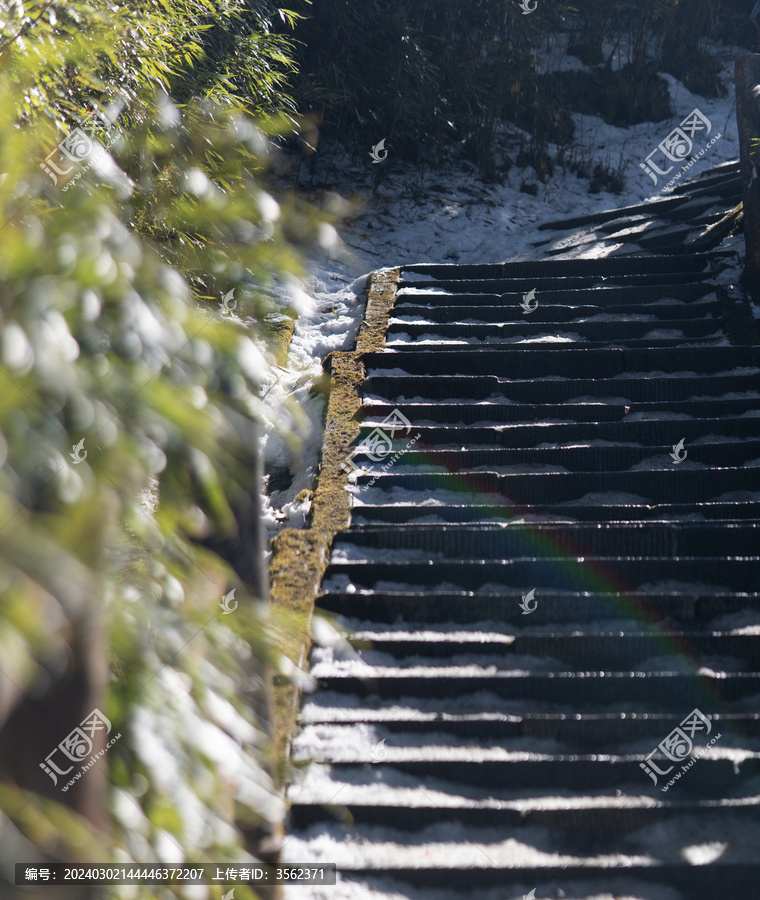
[263,311,298,367]
[268,268,400,780]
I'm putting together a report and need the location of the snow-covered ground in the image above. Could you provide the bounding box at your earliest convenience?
[260,42,748,535]
[317,44,741,268]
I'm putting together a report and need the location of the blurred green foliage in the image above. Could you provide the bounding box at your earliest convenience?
[0,0,328,891]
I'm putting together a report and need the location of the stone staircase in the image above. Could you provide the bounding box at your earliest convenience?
[281,180,760,900]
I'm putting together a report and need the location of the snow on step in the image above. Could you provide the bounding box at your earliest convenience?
[285,248,760,898]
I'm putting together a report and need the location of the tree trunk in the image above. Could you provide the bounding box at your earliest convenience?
[735,55,760,293]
